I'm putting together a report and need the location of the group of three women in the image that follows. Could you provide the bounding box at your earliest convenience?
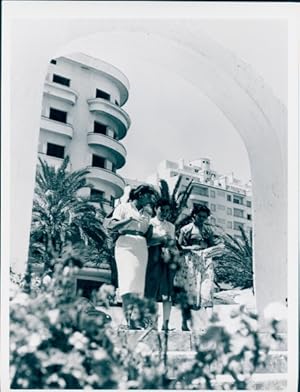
[107,185,223,331]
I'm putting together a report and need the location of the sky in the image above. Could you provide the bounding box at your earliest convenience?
[62,20,287,184]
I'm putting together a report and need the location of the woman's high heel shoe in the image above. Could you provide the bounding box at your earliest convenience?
[181,323,190,332]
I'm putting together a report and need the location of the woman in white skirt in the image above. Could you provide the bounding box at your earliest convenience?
[107,185,157,328]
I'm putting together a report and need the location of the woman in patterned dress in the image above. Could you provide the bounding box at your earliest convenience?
[174,204,224,331]
[107,185,156,328]
[144,199,179,330]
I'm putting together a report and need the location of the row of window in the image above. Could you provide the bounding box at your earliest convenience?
[209,203,251,220]
[45,143,116,172]
[210,217,248,231]
[47,107,115,139]
[188,183,251,207]
[50,66,120,105]
[193,201,251,221]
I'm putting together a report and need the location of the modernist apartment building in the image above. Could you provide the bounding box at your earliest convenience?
[38,53,131,212]
[146,159,253,239]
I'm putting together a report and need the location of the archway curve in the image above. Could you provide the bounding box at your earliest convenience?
[11,19,287,319]
[52,24,287,316]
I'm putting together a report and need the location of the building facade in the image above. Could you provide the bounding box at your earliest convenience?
[146,159,252,239]
[38,53,131,212]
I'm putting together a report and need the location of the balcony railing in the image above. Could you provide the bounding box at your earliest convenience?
[87,98,131,140]
[40,115,73,138]
[87,166,125,199]
[87,132,126,169]
[43,80,78,105]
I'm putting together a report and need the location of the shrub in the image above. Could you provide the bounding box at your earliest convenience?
[10,252,282,389]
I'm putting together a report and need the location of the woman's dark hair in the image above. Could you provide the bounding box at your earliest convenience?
[155,198,171,209]
[128,185,157,202]
[191,204,211,218]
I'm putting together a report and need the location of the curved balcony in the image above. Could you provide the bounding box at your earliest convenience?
[87,132,126,169]
[40,116,73,138]
[86,166,125,199]
[87,98,131,140]
[43,80,78,105]
[64,53,129,105]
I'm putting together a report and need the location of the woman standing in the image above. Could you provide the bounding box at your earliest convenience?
[107,185,156,328]
[174,204,224,331]
[144,199,179,331]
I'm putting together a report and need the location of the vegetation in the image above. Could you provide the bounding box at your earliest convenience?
[215,227,253,289]
[158,177,193,229]
[29,156,109,272]
[10,251,282,390]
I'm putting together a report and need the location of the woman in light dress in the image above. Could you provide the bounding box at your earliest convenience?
[144,199,179,331]
[174,204,224,331]
[107,185,156,328]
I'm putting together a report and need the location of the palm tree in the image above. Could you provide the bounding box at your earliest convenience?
[29,156,107,271]
[214,226,253,289]
[158,176,193,229]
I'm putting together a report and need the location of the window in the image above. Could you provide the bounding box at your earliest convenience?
[210,204,216,212]
[193,186,209,197]
[210,217,216,225]
[49,107,67,123]
[50,59,57,65]
[227,221,232,229]
[246,200,252,208]
[94,121,107,135]
[217,204,225,211]
[92,155,105,168]
[234,208,244,218]
[115,100,119,106]
[96,89,110,101]
[217,218,226,225]
[46,143,65,158]
[233,196,244,205]
[227,207,232,215]
[217,190,225,197]
[185,177,190,181]
[90,189,105,201]
[227,194,232,202]
[52,74,70,87]
[210,190,216,198]
[234,221,244,231]
[247,214,252,220]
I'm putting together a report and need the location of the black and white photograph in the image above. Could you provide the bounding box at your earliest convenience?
[1,2,299,391]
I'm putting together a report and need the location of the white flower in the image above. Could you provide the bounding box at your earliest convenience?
[28,333,41,349]
[92,348,107,360]
[42,275,52,286]
[47,309,59,324]
[263,302,287,321]
[69,331,88,350]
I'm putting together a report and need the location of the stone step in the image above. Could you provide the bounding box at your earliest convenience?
[118,329,287,352]
[163,350,287,376]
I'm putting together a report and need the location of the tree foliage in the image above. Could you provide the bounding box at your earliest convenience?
[29,157,108,270]
[214,227,253,289]
[158,176,193,228]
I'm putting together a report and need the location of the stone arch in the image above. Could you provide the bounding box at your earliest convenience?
[10,20,287,318]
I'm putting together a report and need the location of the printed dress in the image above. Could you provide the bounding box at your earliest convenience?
[111,202,151,297]
[144,217,176,302]
[174,222,220,309]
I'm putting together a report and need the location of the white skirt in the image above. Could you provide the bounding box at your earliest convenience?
[115,234,148,297]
